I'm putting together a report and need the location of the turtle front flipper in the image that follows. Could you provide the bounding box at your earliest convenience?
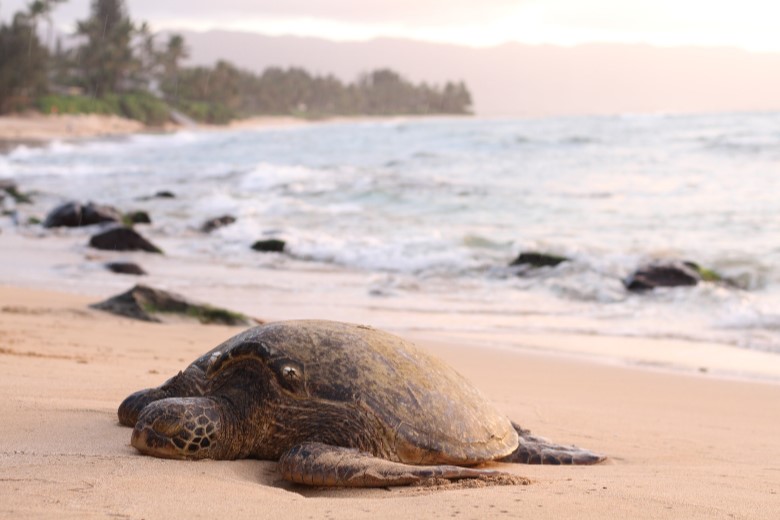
[118,365,208,427]
[499,422,606,465]
[278,442,523,487]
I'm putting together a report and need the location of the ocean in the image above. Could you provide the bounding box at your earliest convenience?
[2,112,779,354]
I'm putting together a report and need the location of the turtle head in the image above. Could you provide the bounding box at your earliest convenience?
[205,340,308,396]
[131,337,308,460]
[131,397,232,459]
[118,366,208,427]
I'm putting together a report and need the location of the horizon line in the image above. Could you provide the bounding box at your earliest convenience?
[154,27,780,55]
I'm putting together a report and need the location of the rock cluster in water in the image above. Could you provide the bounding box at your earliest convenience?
[509,251,734,292]
[5,181,742,309]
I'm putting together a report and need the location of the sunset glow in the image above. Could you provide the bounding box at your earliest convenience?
[2,0,780,52]
[209,0,780,52]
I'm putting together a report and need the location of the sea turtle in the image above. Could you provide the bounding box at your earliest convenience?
[119,320,604,487]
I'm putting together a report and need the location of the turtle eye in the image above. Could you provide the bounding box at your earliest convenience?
[282,365,299,380]
[272,359,305,394]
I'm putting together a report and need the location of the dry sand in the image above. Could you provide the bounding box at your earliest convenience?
[0,113,148,143]
[0,112,467,148]
[0,112,413,148]
[0,113,309,148]
[0,285,778,519]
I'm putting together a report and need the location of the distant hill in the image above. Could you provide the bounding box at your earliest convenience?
[174,30,780,117]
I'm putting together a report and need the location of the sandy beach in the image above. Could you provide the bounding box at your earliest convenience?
[0,284,778,519]
[0,112,419,147]
[0,113,149,144]
[1,113,779,519]
[0,113,318,151]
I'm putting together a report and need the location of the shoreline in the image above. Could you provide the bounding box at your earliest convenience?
[0,112,313,147]
[0,112,470,150]
[1,227,779,385]
[0,112,150,144]
[1,283,778,518]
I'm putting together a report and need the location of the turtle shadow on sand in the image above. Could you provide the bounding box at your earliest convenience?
[118,320,605,488]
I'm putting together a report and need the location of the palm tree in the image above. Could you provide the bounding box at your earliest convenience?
[160,34,188,102]
[26,1,65,50]
[74,0,136,96]
[0,9,49,112]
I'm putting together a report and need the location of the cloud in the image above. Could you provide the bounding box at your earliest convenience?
[2,0,778,51]
[1,0,526,42]
[128,0,524,25]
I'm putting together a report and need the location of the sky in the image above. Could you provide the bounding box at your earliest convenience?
[2,0,780,52]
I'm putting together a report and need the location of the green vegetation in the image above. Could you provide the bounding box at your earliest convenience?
[118,92,169,125]
[1,185,33,204]
[0,3,55,112]
[36,94,120,115]
[0,0,472,124]
[164,63,472,122]
[36,92,169,125]
[176,100,234,125]
[691,265,723,283]
[140,301,250,326]
[185,305,250,326]
[122,210,151,226]
[73,0,136,97]
[120,213,135,228]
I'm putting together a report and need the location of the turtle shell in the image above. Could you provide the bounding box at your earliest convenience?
[207,320,518,465]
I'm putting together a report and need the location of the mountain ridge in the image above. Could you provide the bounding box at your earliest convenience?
[173,30,780,116]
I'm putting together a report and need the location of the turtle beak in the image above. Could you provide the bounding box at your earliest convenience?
[130,397,220,460]
[131,422,186,459]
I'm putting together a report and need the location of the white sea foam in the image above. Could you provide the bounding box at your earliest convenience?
[3,112,779,354]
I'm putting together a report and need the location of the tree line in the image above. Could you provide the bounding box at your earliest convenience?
[0,0,473,124]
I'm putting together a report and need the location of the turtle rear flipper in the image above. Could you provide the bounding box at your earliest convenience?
[278,442,526,487]
[499,422,605,465]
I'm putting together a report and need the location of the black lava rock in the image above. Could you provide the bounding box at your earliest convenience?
[105,262,147,276]
[251,239,286,253]
[89,227,163,253]
[90,284,256,326]
[43,201,123,228]
[624,262,701,291]
[510,252,569,268]
[201,215,237,233]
